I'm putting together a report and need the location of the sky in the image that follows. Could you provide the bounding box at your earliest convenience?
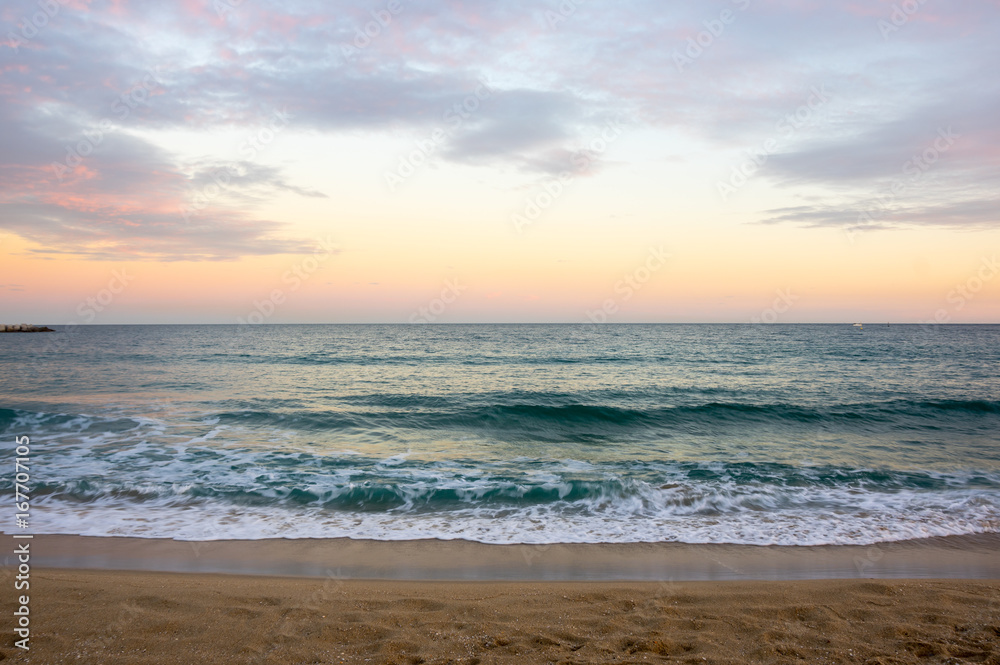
[1,0,998,324]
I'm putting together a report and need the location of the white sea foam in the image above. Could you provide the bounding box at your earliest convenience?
[23,450,1000,546]
[29,493,1000,546]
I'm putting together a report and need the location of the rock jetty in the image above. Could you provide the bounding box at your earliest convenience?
[0,324,55,333]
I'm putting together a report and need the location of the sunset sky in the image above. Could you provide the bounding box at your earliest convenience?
[1,0,998,323]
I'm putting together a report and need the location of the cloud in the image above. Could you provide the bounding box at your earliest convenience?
[441,89,582,171]
[760,193,1000,232]
[1,0,999,254]
[0,103,327,260]
[752,84,1000,231]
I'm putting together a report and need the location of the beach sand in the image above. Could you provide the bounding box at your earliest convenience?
[2,570,999,664]
[4,535,999,663]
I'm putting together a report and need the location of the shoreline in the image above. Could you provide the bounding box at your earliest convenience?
[8,532,999,581]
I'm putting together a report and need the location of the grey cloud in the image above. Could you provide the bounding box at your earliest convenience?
[5,200,324,262]
[760,193,1000,232]
[442,89,581,170]
[0,106,328,260]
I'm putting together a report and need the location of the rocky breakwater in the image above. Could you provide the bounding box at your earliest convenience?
[0,324,55,333]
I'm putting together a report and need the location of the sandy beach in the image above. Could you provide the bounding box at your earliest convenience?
[2,569,998,664]
[3,535,999,663]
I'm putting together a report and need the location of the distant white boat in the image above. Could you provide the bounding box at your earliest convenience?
[853,323,863,329]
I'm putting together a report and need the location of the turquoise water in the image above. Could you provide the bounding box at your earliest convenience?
[1,324,998,545]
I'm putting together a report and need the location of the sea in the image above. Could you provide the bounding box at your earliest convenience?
[1,324,998,547]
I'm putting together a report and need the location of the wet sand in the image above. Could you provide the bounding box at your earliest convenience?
[19,532,1000,581]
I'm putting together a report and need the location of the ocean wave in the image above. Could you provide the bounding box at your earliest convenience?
[5,397,1000,450]
[4,388,999,545]
[7,449,1000,545]
[206,399,1000,437]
